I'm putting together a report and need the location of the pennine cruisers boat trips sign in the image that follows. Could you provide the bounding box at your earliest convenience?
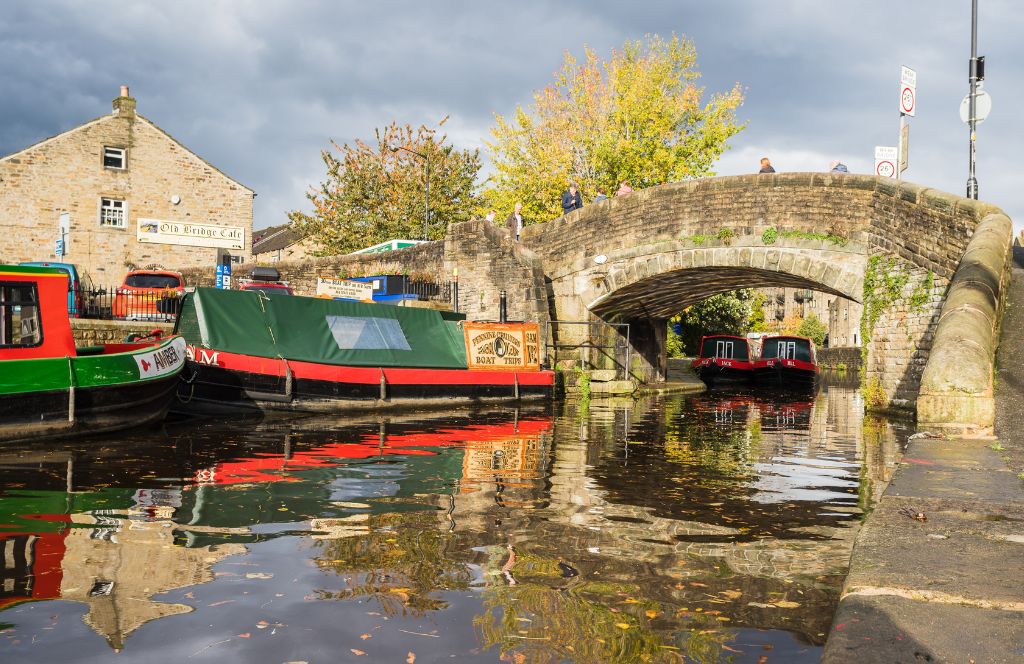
[464,322,541,371]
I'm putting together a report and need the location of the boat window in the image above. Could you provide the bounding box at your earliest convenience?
[762,339,811,361]
[325,315,412,351]
[0,282,42,347]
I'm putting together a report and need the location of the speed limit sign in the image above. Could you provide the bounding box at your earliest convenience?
[900,66,917,116]
[875,146,898,178]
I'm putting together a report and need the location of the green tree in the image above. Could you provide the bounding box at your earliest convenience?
[483,34,745,222]
[748,291,769,332]
[676,290,753,355]
[797,311,828,345]
[289,119,481,255]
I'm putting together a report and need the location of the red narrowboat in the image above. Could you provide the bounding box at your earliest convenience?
[172,287,554,414]
[753,335,820,387]
[691,335,755,386]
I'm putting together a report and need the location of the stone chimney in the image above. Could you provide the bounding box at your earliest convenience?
[112,85,136,118]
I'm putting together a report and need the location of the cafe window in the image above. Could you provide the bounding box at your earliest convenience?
[99,197,126,228]
[0,282,42,347]
[103,146,126,169]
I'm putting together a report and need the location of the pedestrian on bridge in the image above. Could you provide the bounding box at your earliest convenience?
[593,187,609,203]
[759,157,776,173]
[829,160,849,173]
[506,203,525,241]
[616,180,634,196]
[561,183,582,214]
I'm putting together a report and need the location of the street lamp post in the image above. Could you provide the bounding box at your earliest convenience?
[967,0,980,199]
[391,146,430,240]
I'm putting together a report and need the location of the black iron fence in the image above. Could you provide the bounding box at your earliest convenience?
[71,286,183,321]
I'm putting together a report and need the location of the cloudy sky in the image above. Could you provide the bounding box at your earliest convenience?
[2,1,1021,231]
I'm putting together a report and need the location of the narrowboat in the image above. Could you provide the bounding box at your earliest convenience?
[172,287,554,414]
[0,265,186,443]
[753,335,819,387]
[691,334,755,386]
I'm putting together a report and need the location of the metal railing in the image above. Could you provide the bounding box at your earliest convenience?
[70,286,183,321]
[544,320,631,379]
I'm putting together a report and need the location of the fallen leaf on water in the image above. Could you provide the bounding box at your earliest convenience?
[622,598,640,604]
[690,582,708,587]
[406,653,416,664]
[360,634,371,640]
[774,600,800,609]
[350,648,366,656]
[237,633,250,638]
[614,623,630,630]
[645,610,658,619]
[209,600,235,607]
[758,657,769,664]
[720,590,742,600]
[246,573,273,579]
[256,620,270,629]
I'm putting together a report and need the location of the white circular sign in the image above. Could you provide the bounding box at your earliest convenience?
[959,90,992,124]
[900,85,916,114]
[876,160,895,178]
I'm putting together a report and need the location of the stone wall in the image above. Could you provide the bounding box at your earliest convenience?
[180,241,446,295]
[817,347,862,372]
[0,91,253,285]
[71,319,174,347]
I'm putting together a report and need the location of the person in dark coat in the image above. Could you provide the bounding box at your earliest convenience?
[759,157,776,173]
[506,203,525,241]
[561,184,582,214]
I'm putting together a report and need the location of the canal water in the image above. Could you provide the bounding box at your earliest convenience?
[0,384,907,663]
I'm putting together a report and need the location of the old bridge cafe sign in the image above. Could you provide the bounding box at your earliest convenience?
[464,323,541,371]
[136,219,245,250]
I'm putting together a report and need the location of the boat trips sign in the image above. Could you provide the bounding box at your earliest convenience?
[464,322,541,371]
[137,219,245,249]
[316,277,374,301]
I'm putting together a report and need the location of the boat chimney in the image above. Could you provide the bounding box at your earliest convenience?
[499,291,507,323]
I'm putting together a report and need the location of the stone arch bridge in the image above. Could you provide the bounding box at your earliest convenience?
[209,174,1011,432]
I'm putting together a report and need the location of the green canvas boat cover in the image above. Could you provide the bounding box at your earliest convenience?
[176,287,468,369]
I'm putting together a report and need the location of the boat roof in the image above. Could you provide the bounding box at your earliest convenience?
[763,335,813,342]
[700,334,749,341]
[1,264,69,278]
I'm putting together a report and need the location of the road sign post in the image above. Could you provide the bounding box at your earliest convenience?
[897,66,916,181]
[875,146,898,179]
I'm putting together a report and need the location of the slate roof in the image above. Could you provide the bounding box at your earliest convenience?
[252,223,304,254]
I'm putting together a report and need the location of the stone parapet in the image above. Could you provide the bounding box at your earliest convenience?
[71,319,174,347]
[917,212,1013,434]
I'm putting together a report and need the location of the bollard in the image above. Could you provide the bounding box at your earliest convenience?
[499,290,507,323]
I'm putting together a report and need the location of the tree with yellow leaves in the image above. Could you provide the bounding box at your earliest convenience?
[483,34,745,223]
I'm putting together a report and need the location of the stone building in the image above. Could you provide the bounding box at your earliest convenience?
[0,86,254,285]
[757,287,862,347]
[251,222,316,263]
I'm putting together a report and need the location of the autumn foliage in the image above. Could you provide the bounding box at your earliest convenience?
[289,119,481,255]
[483,34,746,223]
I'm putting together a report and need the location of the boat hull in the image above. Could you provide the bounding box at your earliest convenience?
[692,359,754,386]
[753,359,819,388]
[0,337,186,443]
[174,348,554,415]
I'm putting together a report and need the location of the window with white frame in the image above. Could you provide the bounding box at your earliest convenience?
[103,146,126,169]
[99,197,126,228]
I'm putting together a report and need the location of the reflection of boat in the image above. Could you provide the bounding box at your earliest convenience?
[0,265,186,443]
[753,335,819,387]
[172,288,554,414]
[691,335,755,386]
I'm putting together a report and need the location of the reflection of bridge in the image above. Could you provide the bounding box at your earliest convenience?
[260,174,1011,430]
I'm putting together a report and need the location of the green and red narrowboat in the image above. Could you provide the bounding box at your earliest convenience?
[172,287,554,414]
[753,335,820,388]
[691,334,755,387]
[0,265,186,443]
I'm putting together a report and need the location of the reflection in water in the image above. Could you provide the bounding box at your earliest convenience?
[0,386,907,662]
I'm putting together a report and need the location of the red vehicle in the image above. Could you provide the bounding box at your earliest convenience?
[239,266,293,296]
[752,335,820,388]
[112,269,185,321]
[691,334,756,387]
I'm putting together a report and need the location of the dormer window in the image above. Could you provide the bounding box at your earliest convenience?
[103,146,126,170]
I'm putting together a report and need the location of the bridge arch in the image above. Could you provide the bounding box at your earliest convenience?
[516,173,1010,429]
